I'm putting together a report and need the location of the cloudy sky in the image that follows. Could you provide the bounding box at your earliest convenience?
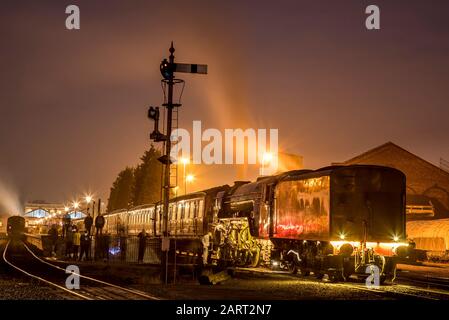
[0,0,448,205]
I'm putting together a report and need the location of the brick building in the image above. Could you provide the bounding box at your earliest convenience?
[337,142,449,220]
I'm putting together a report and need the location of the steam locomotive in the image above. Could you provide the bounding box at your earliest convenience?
[102,165,408,283]
[7,215,26,241]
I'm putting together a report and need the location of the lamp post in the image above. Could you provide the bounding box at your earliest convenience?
[85,195,91,217]
[181,157,190,195]
[84,195,95,234]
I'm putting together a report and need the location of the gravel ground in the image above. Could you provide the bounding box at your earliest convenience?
[0,242,68,300]
[0,277,68,300]
[2,241,446,300]
[134,274,385,300]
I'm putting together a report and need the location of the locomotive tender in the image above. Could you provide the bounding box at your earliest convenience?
[102,165,408,282]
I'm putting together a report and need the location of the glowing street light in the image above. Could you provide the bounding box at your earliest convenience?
[73,201,79,210]
[64,206,70,212]
[185,174,195,195]
[180,157,190,165]
[85,195,93,204]
[84,194,96,225]
[180,157,191,196]
[261,152,273,176]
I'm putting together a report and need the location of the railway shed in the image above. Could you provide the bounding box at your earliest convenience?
[407,219,449,253]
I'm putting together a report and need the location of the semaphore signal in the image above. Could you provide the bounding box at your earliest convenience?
[147,42,207,284]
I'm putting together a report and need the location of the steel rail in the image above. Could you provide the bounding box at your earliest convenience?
[2,241,92,300]
[23,242,160,300]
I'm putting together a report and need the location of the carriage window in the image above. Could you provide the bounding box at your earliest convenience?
[193,201,198,218]
[198,200,204,218]
[186,202,191,218]
[169,206,173,220]
[181,203,185,219]
[177,203,182,220]
[173,205,177,221]
[189,202,194,219]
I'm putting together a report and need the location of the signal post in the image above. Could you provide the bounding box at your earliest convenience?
[148,43,207,283]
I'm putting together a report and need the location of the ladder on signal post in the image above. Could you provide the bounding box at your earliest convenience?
[170,106,180,198]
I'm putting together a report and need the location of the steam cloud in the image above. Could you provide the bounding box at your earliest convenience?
[0,178,23,216]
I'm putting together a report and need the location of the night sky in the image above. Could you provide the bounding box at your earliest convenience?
[0,0,448,206]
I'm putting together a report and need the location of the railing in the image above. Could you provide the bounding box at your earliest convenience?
[89,235,161,264]
[25,233,204,269]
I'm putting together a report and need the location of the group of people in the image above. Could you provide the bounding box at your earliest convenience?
[47,213,151,264]
[48,223,92,261]
[47,212,106,261]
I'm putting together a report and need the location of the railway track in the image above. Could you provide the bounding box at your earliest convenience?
[233,267,449,300]
[2,240,160,300]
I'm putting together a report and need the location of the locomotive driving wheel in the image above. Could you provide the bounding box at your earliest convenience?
[287,262,298,274]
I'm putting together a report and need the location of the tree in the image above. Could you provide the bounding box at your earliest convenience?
[107,167,135,212]
[131,145,163,206]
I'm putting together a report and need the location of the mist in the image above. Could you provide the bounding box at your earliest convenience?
[0,176,23,216]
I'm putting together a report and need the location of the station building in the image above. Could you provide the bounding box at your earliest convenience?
[24,201,86,233]
[336,142,449,221]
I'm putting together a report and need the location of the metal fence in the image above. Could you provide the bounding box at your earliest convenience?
[38,235,161,265]
[91,235,161,264]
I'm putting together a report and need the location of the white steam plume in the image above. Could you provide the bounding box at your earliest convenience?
[0,178,23,216]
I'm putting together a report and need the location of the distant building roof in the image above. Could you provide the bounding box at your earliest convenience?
[339,141,449,178]
[337,141,449,219]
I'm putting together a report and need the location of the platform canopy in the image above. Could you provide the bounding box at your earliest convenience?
[24,208,50,218]
[67,211,86,219]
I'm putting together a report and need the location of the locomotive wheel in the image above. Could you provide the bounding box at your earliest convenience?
[249,249,260,268]
[288,262,298,274]
[342,262,354,281]
[314,271,324,280]
[299,268,310,276]
[329,270,344,283]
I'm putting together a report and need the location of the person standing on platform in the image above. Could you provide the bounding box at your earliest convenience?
[79,230,90,261]
[202,232,212,266]
[65,225,73,259]
[137,229,148,263]
[84,213,93,237]
[62,213,71,238]
[103,232,111,262]
[119,229,127,262]
[95,214,105,236]
[48,224,58,257]
[72,228,81,260]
